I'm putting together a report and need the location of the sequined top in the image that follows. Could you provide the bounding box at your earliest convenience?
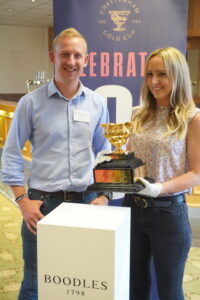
[128,106,200,186]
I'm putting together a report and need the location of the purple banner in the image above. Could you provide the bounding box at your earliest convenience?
[53,0,188,122]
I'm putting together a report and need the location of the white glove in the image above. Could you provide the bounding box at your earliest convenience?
[94,150,112,168]
[134,177,162,197]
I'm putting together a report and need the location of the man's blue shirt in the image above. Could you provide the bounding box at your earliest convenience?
[1,79,110,192]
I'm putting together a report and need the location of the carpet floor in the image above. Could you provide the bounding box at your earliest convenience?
[0,193,23,300]
[0,193,199,300]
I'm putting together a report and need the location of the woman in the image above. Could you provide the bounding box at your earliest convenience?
[124,47,200,300]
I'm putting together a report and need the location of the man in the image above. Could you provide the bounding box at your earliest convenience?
[1,27,111,300]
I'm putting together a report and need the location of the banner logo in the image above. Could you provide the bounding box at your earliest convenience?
[109,10,130,31]
[98,0,141,42]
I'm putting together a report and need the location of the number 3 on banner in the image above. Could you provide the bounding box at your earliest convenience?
[95,85,132,123]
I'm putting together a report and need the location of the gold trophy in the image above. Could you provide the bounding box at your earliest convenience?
[102,122,132,154]
[88,122,146,193]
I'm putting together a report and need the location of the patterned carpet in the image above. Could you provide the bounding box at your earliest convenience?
[0,193,23,300]
[0,193,200,300]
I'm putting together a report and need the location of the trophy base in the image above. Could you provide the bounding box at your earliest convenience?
[93,152,145,184]
[89,152,152,193]
[87,182,144,193]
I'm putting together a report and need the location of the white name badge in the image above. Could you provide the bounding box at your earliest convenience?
[73,110,90,123]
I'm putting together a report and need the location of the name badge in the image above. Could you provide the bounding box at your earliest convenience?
[73,110,90,123]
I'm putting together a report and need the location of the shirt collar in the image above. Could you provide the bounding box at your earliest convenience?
[47,79,85,100]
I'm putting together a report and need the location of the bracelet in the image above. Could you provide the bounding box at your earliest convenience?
[15,194,28,203]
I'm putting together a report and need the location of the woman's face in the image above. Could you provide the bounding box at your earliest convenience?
[146,55,172,106]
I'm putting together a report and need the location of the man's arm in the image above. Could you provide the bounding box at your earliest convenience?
[2,97,44,234]
[90,97,112,205]
[1,97,32,187]
[92,99,111,156]
[11,185,44,235]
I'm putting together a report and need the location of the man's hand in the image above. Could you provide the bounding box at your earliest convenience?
[17,197,44,235]
[94,150,112,167]
[90,195,109,205]
[134,177,162,197]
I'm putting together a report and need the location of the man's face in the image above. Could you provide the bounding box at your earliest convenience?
[50,36,88,84]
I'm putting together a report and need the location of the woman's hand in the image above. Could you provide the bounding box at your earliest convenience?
[134,177,162,197]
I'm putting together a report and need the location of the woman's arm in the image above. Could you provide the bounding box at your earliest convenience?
[135,112,200,197]
[160,112,200,194]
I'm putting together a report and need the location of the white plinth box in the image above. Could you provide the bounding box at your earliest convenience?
[37,203,130,300]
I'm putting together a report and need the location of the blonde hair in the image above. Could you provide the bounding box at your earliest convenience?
[53,27,88,53]
[132,47,195,139]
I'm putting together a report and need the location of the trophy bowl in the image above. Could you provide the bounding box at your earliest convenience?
[101,122,132,154]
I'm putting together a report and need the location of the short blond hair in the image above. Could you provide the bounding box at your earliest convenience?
[53,27,88,53]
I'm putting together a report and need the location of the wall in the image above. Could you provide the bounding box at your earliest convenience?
[188,0,200,37]
[0,25,53,94]
[187,0,200,103]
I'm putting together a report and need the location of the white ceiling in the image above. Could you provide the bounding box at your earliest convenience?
[0,0,53,27]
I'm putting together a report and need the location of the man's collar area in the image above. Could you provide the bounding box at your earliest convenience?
[47,79,86,100]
